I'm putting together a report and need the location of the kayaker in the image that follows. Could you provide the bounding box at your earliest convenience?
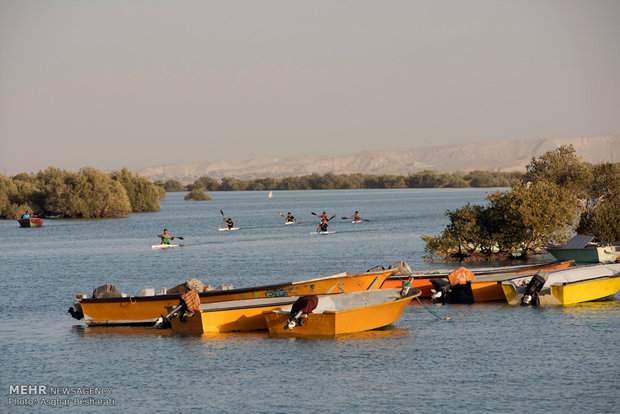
[316,217,329,233]
[158,229,176,244]
[285,212,296,223]
[349,211,362,222]
[223,216,234,229]
[22,211,31,219]
[319,211,328,220]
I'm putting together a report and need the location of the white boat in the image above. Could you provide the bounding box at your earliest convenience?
[311,231,336,235]
[218,227,240,231]
[285,221,295,225]
[501,263,620,306]
[268,191,273,198]
[152,244,180,249]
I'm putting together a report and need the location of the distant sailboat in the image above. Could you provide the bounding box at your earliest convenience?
[268,191,273,198]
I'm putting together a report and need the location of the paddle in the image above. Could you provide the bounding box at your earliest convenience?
[341,216,370,222]
[328,215,336,221]
[157,235,184,242]
[310,212,318,216]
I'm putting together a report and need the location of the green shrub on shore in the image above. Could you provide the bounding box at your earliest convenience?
[186,170,522,191]
[422,145,620,261]
[0,167,160,219]
[184,189,212,201]
[111,168,161,212]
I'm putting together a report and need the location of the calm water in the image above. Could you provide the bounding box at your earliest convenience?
[1,189,618,413]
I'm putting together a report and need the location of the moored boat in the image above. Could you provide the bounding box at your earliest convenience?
[262,288,421,337]
[69,268,396,326]
[501,263,620,306]
[545,235,619,264]
[382,261,574,299]
[18,217,44,228]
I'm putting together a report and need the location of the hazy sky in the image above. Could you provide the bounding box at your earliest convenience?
[1,0,619,175]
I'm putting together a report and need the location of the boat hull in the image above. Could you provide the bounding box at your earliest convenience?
[78,269,395,326]
[18,218,43,228]
[263,289,420,337]
[546,247,618,264]
[170,296,299,334]
[501,263,620,306]
[550,276,620,305]
[382,261,574,300]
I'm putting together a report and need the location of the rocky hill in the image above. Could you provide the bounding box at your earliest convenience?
[138,135,619,183]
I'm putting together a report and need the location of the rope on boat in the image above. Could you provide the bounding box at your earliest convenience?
[414,297,451,321]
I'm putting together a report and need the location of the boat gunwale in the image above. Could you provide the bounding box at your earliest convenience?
[78,269,395,304]
[385,261,573,281]
[265,288,421,315]
[549,274,620,287]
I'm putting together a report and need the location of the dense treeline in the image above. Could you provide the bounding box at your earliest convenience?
[156,171,523,192]
[421,145,620,261]
[0,167,164,219]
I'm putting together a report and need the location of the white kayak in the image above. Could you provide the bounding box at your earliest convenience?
[152,244,179,249]
[285,221,296,225]
[351,220,362,224]
[311,231,336,235]
[219,227,240,231]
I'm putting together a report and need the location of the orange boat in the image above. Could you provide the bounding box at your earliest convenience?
[70,268,395,326]
[18,217,44,227]
[382,261,574,300]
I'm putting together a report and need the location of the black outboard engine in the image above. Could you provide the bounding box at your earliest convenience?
[285,295,319,329]
[521,271,548,306]
[68,302,84,320]
[430,278,475,304]
[430,279,451,304]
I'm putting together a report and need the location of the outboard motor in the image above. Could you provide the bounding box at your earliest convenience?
[155,290,201,328]
[430,279,451,304]
[521,271,548,306]
[285,295,318,329]
[68,302,84,320]
[430,277,475,304]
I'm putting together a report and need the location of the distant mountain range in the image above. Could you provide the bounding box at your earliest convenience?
[138,135,620,183]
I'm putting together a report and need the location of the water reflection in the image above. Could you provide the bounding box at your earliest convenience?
[73,325,174,338]
[555,298,620,319]
[267,327,412,343]
[72,324,412,345]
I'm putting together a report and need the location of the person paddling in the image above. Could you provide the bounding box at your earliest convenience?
[349,211,362,222]
[223,216,234,229]
[158,229,176,244]
[285,212,296,223]
[316,217,329,233]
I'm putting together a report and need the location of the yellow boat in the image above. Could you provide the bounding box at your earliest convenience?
[550,275,620,305]
[72,269,395,326]
[262,288,421,337]
[501,263,620,306]
[170,295,307,334]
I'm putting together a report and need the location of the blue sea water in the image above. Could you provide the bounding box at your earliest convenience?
[0,189,618,413]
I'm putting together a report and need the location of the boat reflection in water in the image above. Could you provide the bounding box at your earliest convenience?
[74,325,175,339]
[555,297,620,319]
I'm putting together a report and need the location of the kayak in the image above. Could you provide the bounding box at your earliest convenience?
[311,231,336,235]
[352,220,361,224]
[285,221,295,225]
[152,244,179,249]
[219,227,240,231]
